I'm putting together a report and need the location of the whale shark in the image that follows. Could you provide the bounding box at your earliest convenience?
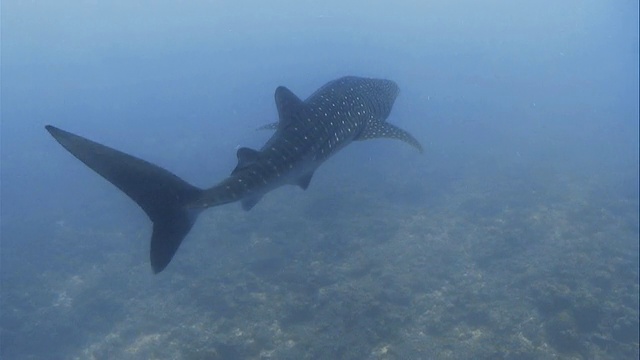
[46,76,422,273]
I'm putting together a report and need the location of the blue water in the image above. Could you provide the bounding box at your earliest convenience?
[2,1,638,359]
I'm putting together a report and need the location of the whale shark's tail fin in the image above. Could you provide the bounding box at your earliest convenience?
[45,125,203,273]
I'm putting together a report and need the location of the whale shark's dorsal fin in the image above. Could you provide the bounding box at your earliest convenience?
[232,147,260,175]
[274,86,304,129]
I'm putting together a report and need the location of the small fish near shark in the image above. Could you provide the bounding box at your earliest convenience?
[46,76,423,273]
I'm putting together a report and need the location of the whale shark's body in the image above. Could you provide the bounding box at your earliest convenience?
[46,76,422,273]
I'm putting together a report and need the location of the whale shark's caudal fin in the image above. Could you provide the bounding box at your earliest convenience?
[45,125,203,273]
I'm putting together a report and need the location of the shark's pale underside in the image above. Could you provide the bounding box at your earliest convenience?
[46,76,422,273]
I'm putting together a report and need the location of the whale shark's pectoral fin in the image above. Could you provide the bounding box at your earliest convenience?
[356,121,423,153]
[296,172,314,190]
[241,195,263,211]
